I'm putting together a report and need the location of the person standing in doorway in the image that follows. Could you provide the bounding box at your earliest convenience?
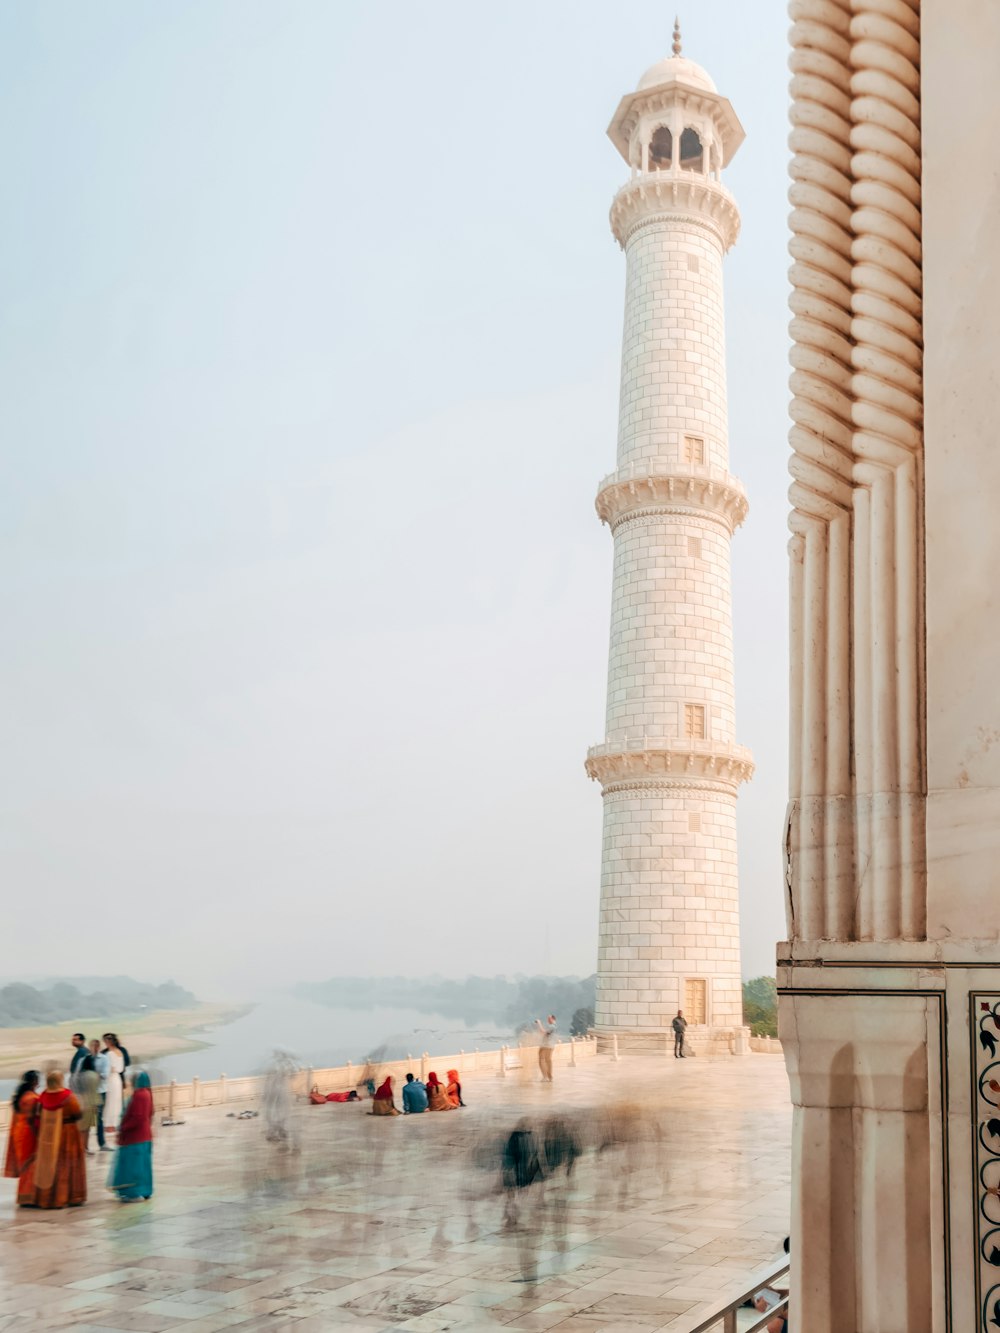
[535,1015,556,1082]
[672,1010,687,1058]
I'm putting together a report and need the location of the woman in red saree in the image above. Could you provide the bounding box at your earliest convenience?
[3,1071,40,1207]
[369,1076,400,1116]
[425,1072,453,1111]
[32,1070,87,1208]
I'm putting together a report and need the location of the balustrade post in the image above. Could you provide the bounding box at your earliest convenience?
[500,1045,508,1078]
[220,1074,227,1104]
[612,1034,620,1062]
[569,1037,577,1067]
[192,1076,200,1107]
[168,1080,176,1120]
[421,1052,428,1080]
[306,1067,313,1097]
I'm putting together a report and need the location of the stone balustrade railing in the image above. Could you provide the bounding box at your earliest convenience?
[0,1036,599,1132]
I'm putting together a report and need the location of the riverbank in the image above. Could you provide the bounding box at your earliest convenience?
[0,1001,253,1078]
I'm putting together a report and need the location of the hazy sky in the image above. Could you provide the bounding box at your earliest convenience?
[0,2,790,997]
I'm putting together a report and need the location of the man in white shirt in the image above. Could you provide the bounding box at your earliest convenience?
[88,1038,112,1151]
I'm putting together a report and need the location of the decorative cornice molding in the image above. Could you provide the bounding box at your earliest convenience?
[596,463,748,533]
[585,739,754,791]
[602,779,741,801]
[610,174,741,250]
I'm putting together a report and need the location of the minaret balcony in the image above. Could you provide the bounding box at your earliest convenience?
[585,735,754,790]
[610,171,740,250]
[595,459,748,532]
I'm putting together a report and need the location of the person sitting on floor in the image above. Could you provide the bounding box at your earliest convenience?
[445,1069,464,1108]
[425,1071,454,1111]
[369,1076,400,1116]
[402,1073,428,1114]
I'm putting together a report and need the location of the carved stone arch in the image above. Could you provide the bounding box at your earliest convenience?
[679,125,704,171]
[648,123,673,171]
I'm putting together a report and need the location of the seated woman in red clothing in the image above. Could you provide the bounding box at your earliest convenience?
[369,1076,400,1116]
[425,1072,454,1112]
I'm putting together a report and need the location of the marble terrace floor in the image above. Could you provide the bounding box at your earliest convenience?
[0,1054,792,1333]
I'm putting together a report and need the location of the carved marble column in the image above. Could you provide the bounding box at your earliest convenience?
[783,0,1000,1327]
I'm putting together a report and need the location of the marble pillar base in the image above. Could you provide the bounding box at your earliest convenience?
[594,1025,750,1057]
[779,938,1000,1333]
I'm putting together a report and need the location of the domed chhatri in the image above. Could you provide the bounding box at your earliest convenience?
[606,20,744,173]
[587,31,751,1054]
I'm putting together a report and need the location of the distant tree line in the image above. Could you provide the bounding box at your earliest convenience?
[297,974,597,1034]
[742,975,778,1037]
[0,977,196,1028]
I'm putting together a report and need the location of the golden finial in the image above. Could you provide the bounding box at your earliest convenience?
[672,16,682,57]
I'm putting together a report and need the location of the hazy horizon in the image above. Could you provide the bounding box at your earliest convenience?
[1,2,790,996]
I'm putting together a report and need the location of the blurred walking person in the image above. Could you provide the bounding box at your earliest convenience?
[3,1071,41,1207]
[88,1039,111,1150]
[31,1071,87,1209]
[262,1050,299,1146]
[502,1120,544,1280]
[68,1033,88,1089]
[108,1071,154,1202]
[76,1053,100,1155]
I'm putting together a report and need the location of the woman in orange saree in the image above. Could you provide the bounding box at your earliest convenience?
[445,1069,464,1108]
[32,1071,87,1208]
[3,1071,40,1207]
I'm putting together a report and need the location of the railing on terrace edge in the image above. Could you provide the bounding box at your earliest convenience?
[683,1257,789,1333]
[0,1036,599,1132]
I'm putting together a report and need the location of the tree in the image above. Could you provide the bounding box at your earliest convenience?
[570,1007,594,1036]
[742,975,778,1037]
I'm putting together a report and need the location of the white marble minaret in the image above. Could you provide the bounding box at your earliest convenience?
[586,26,752,1051]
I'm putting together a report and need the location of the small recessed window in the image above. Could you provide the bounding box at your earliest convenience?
[685,703,706,740]
[688,536,702,559]
[688,812,701,832]
[684,434,706,465]
[687,253,700,273]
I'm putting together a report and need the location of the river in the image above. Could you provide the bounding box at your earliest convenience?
[0,992,514,1097]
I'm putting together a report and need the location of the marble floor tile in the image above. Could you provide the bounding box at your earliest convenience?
[1,1054,791,1332]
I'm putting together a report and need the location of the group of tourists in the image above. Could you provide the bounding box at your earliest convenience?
[371,1069,465,1115]
[3,1031,154,1209]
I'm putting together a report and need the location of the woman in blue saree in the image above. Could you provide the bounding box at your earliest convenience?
[108,1071,153,1202]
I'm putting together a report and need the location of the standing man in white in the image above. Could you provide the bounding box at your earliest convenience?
[587,25,752,1054]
